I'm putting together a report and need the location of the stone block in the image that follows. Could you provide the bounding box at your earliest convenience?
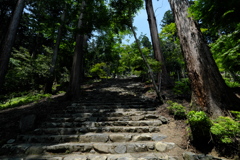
[114,145,127,154]
[88,155,107,160]
[155,142,175,152]
[109,134,132,142]
[152,134,167,141]
[155,142,167,152]
[132,134,152,141]
[80,133,109,142]
[63,155,87,160]
[134,144,148,152]
[126,144,136,153]
[70,144,92,152]
[182,152,223,160]
[93,143,110,153]
[131,115,145,121]
[25,146,43,155]
[159,116,169,124]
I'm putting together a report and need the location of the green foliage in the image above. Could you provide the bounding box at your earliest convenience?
[187,110,240,146]
[173,78,191,95]
[115,37,159,78]
[147,58,161,73]
[159,22,185,81]
[230,111,240,121]
[187,111,212,128]
[160,10,174,28]
[210,24,240,77]
[224,78,240,88]
[4,47,51,92]
[188,0,240,34]
[211,116,240,143]
[140,35,152,50]
[89,62,108,78]
[160,23,177,41]
[0,93,52,110]
[166,100,186,119]
[187,111,212,141]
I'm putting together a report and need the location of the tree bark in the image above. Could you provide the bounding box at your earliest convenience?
[44,8,66,93]
[0,0,25,92]
[168,0,240,118]
[131,24,164,104]
[145,0,171,88]
[65,1,87,99]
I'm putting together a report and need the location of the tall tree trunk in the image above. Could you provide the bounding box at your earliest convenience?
[168,0,240,118]
[0,0,25,92]
[130,23,164,104]
[65,1,86,99]
[44,8,66,93]
[145,0,171,88]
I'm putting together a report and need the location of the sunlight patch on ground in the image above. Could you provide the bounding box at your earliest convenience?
[101,87,136,96]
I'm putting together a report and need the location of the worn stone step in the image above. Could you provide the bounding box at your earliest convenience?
[33,126,161,135]
[0,152,179,160]
[67,103,156,110]
[70,102,153,106]
[17,133,167,143]
[41,120,163,128]
[55,108,157,115]
[2,141,175,155]
[48,111,157,118]
[47,115,168,123]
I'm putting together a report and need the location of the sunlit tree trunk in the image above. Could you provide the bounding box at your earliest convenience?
[0,0,25,92]
[44,8,66,93]
[168,0,240,118]
[65,1,87,99]
[131,23,164,104]
[145,0,171,88]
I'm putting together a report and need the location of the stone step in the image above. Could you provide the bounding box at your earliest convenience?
[63,106,158,114]
[67,103,156,109]
[0,153,179,160]
[49,110,157,118]
[70,102,153,106]
[59,108,157,114]
[17,133,167,143]
[41,120,164,128]
[33,126,161,135]
[2,141,176,155]
[47,115,168,123]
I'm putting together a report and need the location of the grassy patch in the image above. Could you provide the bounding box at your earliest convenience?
[0,93,52,110]
[166,100,187,119]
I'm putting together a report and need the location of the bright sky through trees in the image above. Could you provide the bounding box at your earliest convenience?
[126,0,170,43]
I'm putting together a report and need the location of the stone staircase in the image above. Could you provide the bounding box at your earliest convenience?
[0,79,184,160]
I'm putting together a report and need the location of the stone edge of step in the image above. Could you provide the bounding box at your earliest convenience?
[2,141,176,155]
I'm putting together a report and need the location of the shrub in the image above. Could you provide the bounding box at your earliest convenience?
[89,63,107,78]
[173,78,191,95]
[211,116,240,144]
[187,111,212,143]
[166,100,186,119]
[231,111,240,121]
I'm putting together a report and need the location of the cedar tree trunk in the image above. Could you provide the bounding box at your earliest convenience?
[145,0,171,88]
[44,9,66,93]
[168,0,240,118]
[0,0,25,92]
[65,1,87,99]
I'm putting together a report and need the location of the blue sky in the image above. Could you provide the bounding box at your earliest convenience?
[126,0,171,43]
